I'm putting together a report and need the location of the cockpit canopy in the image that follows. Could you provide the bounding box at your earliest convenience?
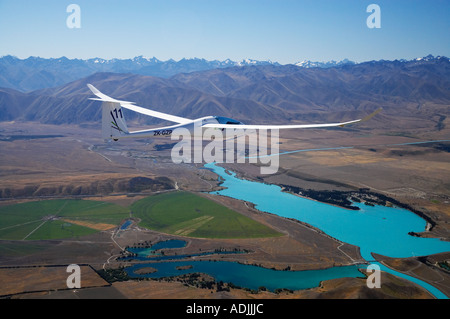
[214,116,244,125]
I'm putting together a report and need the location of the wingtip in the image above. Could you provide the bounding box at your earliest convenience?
[87,83,100,95]
[86,84,136,104]
[361,107,383,122]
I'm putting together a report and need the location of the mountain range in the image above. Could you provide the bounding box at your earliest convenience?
[0,55,282,92]
[0,55,449,131]
[0,55,362,92]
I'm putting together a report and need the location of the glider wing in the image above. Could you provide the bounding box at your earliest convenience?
[202,108,382,130]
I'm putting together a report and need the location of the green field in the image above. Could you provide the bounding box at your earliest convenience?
[131,191,282,239]
[0,199,130,240]
[0,192,281,241]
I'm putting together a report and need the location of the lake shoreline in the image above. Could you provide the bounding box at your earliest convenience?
[277,184,437,232]
[214,163,438,235]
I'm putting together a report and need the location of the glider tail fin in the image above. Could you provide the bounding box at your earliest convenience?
[87,84,130,141]
[102,101,129,141]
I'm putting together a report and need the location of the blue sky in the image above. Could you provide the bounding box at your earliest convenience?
[0,0,449,64]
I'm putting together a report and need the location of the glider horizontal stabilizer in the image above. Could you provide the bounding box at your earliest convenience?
[88,84,191,125]
[120,103,192,125]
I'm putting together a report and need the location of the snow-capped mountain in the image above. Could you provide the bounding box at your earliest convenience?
[294,58,356,68]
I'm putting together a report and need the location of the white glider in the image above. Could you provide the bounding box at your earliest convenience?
[87,84,381,141]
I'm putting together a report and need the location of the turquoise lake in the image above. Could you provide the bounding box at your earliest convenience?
[125,240,365,292]
[126,260,363,292]
[127,239,187,256]
[204,162,450,298]
[205,163,450,261]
